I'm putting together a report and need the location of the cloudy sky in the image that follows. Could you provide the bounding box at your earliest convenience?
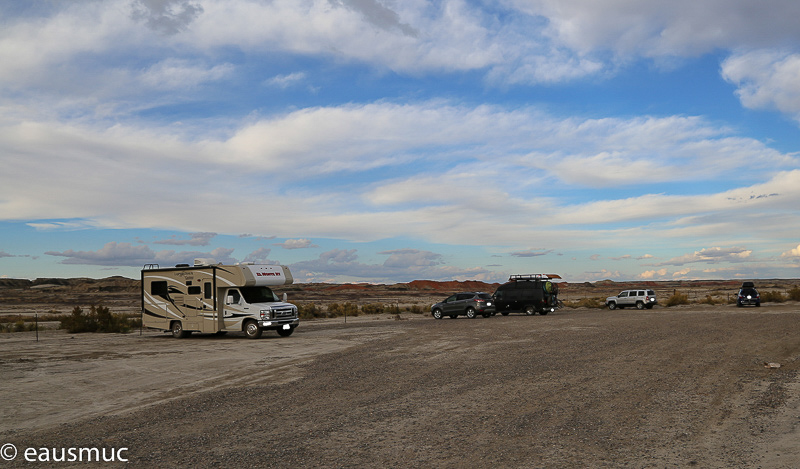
[2,0,800,283]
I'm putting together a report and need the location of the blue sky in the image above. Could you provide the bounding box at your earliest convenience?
[2,0,800,283]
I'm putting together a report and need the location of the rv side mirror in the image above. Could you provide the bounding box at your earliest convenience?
[282,293,287,302]
[226,295,235,305]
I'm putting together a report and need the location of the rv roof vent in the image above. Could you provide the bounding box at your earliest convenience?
[194,258,217,266]
[175,264,190,268]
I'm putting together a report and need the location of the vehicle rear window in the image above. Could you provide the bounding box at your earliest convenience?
[477,293,492,299]
[647,290,655,295]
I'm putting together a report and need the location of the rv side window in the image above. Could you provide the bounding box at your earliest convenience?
[204,282,212,299]
[227,290,241,304]
[151,281,168,297]
[188,286,201,295]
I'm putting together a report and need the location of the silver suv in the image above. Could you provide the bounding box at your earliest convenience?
[606,289,657,310]
[431,292,496,319]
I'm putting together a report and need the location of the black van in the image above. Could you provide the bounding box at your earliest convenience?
[493,274,561,315]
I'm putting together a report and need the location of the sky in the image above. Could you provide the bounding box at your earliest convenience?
[1,0,800,284]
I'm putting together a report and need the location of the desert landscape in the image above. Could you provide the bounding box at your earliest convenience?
[2,277,800,467]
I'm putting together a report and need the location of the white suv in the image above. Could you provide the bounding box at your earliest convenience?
[606,289,657,310]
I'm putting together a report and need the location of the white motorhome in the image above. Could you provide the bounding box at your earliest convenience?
[141,259,299,339]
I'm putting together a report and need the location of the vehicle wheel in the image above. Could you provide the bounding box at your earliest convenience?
[244,320,263,339]
[432,309,443,320]
[524,306,535,316]
[171,321,189,339]
[608,302,616,310]
[646,304,654,309]
[636,301,645,310]
[756,302,761,307]
[540,309,549,315]
[737,302,743,307]
[276,327,294,337]
[466,307,477,319]
[501,311,509,316]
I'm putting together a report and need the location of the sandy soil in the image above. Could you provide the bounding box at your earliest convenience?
[2,304,800,468]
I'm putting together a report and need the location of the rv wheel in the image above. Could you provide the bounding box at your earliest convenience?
[171,321,190,339]
[276,327,294,337]
[524,306,535,316]
[244,320,263,339]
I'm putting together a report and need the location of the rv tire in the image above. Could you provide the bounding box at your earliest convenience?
[244,320,263,339]
[170,321,190,339]
[524,305,535,316]
[276,327,294,337]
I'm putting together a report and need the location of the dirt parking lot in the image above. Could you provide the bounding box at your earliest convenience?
[2,304,800,467]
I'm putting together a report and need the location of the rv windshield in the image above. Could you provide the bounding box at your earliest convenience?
[240,286,280,304]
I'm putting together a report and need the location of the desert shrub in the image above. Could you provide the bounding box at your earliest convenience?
[665,292,689,307]
[406,304,424,314]
[761,291,787,303]
[788,287,800,302]
[385,304,402,315]
[698,295,725,305]
[361,303,385,315]
[59,305,134,333]
[565,298,604,309]
[297,303,325,320]
[327,302,359,318]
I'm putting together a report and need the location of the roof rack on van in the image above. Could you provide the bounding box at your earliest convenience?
[509,274,562,281]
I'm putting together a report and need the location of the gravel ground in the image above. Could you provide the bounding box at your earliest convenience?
[2,305,800,468]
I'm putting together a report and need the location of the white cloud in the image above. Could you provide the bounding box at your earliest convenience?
[722,50,800,122]
[513,0,800,57]
[639,269,668,279]
[44,241,237,266]
[780,244,800,259]
[274,239,319,249]
[139,59,234,90]
[2,102,799,252]
[153,232,217,246]
[264,72,308,89]
[655,247,752,267]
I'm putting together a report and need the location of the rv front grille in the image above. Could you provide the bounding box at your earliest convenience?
[272,307,296,319]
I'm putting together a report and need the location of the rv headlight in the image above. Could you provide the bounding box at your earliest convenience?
[260,309,271,320]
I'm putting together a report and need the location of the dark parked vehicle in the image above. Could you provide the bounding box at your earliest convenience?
[431,292,496,319]
[737,282,760,307]
[492,274,561,315]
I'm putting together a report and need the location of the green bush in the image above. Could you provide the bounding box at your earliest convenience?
[297,303,326,320]
[59,305,134,333]
[698,295,725,305]
[565,298,605,309]
[665,292,689,307]
[327,302,359,318]
[361,303,386,315]
[406,304,424,314]
[761,291,787,303]
[788,287,800,302]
